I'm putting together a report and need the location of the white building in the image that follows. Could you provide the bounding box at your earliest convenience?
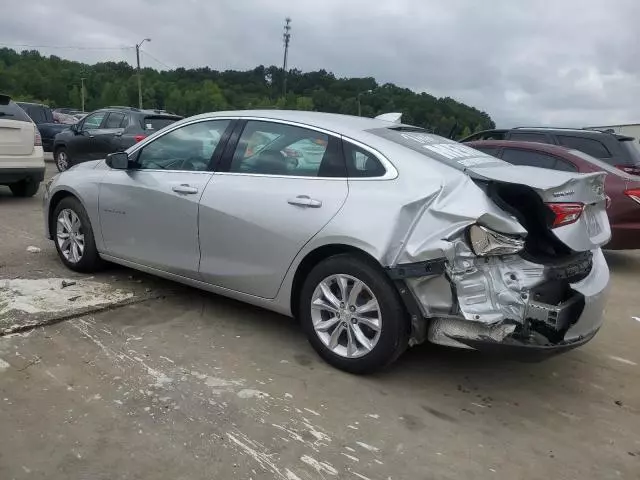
[586,123,640,139]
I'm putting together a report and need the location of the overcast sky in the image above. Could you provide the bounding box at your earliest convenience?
[2,0,639,127]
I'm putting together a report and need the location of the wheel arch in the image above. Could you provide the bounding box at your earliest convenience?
[47,189,82,239]
[289,243,384,319]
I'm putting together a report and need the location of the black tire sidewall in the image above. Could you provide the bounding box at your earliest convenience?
[299,254,409,374]
[10,180,39,197]
[55,147,69,172]
[52,197,102,272]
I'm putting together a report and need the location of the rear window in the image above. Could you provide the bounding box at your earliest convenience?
[368,127,505,171]
[619,140,640,165]
[0,100,32,123]
[141,116,179,131]
[568,149,627,175]
[557,135,611,159]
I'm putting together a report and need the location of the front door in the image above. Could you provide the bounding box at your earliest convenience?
[198,119,349,298]
[93,111,127,158]
[99,119,232,277]
[69,111,108,162]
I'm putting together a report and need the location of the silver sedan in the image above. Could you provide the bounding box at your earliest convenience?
[44,111,611,373]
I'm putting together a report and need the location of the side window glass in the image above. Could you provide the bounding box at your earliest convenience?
[502,148,556,169]
[507,132,550,144]
[343,142,386,177]
[82,112,106,130]
[230,121,336,177]
[105,112,125,129]
[135,120,230,171]
[557,136,611,158]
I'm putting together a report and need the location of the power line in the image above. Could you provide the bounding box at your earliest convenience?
[0,42,133,51]
[140,49,173,70]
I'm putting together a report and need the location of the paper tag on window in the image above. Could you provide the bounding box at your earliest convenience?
[146,123,153,130]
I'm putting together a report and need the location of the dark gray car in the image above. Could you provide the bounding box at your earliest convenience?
[52,107,181,171]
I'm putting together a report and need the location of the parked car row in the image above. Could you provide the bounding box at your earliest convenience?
[461,127,640,250]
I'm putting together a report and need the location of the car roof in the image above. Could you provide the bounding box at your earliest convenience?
[466,139,573,155]
[466,139,634,178]
[474,126,633,141]
[188,110,412,139]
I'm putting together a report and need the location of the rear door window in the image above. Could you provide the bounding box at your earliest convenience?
[507,132,551,144]
[502,148,558,169]
[0,101,32,123]
[104,112,126,128]
[557,135,611,158]
[82,112,107,130]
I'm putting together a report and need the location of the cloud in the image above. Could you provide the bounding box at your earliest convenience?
[1,0,639,127]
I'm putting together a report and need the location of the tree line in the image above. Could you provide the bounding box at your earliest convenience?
[0,48,494,138]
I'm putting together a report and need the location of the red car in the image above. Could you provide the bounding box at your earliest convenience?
[467,140,640,250]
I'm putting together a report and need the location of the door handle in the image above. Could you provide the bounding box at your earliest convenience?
[287,195,322,208]
[172,184,199,194]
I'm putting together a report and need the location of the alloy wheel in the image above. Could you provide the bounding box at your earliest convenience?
[310,274,382,358]
[56,208,85,263]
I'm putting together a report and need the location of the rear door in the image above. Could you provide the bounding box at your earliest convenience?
[0,100,35,161]
[198,119,349,298]
[99,118,233,278]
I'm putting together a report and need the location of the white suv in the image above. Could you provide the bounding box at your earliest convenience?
[0,94,45,197]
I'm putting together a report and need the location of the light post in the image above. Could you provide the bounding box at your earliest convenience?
[357,89,373,116]
[136,38,151,108]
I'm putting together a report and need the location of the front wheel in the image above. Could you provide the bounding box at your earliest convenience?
[53,197,104,272]
[54,147,70,172]
[299,254,409,374]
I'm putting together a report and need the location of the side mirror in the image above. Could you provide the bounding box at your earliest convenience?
[105,152,129,170]
[70,123,79,133]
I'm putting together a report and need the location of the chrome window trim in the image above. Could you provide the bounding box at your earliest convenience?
[125,115,398,180]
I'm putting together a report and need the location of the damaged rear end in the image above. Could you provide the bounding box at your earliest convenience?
[378,133,611,357]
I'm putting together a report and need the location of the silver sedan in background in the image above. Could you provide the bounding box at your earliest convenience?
[43,110,611,373]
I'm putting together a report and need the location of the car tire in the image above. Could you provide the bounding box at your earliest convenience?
[9,180,40,197]
[52,196,104,272]
[55,147,70,172]
[299,254,409,374]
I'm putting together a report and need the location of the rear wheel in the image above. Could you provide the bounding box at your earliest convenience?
[10,180,40,197]
[299,254,409,374]
[55,147,70,172]
[53,197,104,272]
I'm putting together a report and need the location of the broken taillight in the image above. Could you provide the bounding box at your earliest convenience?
[624,188,640,206]
[547,202,584,228]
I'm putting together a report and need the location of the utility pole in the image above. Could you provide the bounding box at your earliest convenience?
[136,38,151,109]
[357,89,373,117]
[282,17,292,98]
[80,77,86,112]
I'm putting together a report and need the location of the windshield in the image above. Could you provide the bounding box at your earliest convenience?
[619,139,640,165]
[368,127,506,171]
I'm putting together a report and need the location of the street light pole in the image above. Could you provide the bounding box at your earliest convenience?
[357,89,373,116]
[80,77,86,112]
[136,38,151,109]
